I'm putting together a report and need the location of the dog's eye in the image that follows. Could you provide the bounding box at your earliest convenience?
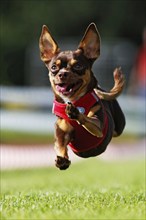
[73,62,84,71]
[51,64,59,73]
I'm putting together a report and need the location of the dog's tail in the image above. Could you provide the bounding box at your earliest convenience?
[94,67,125,101]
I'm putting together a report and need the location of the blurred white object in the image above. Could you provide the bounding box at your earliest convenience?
[0,86,145,135]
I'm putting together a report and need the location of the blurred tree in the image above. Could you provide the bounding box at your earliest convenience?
[0,0,145,85]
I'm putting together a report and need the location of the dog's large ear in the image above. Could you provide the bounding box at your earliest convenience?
[39,25,60,63]
[78,23,100,60]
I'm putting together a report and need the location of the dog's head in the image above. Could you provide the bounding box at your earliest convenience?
[39,23,101,102]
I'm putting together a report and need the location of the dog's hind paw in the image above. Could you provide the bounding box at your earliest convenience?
[55,156,71,170]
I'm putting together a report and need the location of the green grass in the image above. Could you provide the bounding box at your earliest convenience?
[1,158,145,220]
[1,129,141,146]
[0,130,54,145]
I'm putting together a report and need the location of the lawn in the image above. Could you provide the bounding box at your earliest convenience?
[0,130,54,145]
[1,129,141,146]
[0,158,145,220]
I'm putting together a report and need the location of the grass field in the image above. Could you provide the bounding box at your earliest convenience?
[0,130,54,145]
[1,129,141,146]
[1,158,145,220]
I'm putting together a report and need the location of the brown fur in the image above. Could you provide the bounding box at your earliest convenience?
[39,23,125,170]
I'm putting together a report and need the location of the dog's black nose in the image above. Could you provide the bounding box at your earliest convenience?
[58,71,68,79]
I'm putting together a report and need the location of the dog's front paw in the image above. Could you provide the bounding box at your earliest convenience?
[55,156,71,170]
[65,102,79,119]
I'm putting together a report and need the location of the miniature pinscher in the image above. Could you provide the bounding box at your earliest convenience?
[39,23,126,170]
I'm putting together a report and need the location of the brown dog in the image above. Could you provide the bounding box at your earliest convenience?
[39,23,126,170]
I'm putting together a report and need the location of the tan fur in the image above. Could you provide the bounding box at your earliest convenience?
[77,113,103,137]
[57,118,73,133]
[39,23,125,170]
[39,25,60,62]
[87,104,101,117]
[69,69,91,101]
[55,118,73,158]
[78,23,101,59]
[70,59,77,65]
[56,59,61,66]
[65,102,103,137]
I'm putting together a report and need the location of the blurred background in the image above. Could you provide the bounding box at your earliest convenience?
[0,0,145,169]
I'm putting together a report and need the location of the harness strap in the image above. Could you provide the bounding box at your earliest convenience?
[52,91,99,121]
[52,90,109,153]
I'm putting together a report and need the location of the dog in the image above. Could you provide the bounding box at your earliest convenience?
[39,23,126,170]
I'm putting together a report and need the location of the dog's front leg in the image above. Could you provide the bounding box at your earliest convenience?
[66,102,103,137]
[54,118,73,170]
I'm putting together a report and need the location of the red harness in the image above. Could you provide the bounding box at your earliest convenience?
[52,91,108,153]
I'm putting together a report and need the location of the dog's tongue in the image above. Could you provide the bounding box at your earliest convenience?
[56,84,69,93]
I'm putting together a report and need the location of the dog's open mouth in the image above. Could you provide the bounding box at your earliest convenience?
[55,80,82,96]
